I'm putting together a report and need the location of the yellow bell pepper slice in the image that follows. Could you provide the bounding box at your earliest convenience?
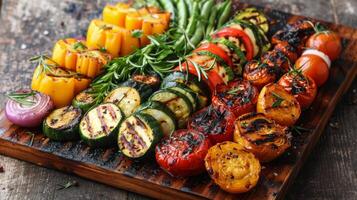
[76,50,111,78]
[52,38,86,71]
[87,20,123,57]
[125,12,143,31]
[120,30,140,56]
[103,3,134,27]
[74,77,91,94]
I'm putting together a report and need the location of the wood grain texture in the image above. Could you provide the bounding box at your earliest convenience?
[0,0,356,200]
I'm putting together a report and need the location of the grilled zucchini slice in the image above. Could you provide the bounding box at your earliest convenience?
[149,89,192,128]
[43,106,82,141]
[79,103,124,147]
[118,113,163,159]
[120,78,156,100]
[161,72,210,108]
[104,86,142,117]
[72,89,96,113]
[235,7,269,33]
[136,101,177,137]
[167,85,199,112]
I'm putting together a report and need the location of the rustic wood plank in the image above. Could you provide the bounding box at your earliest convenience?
[0,0,356,200]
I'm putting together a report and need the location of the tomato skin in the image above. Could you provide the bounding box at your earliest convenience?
[273,42,299,63]
[188,105,236,144]
[243,61,276,90]
[212,80,258,117]
[155,130,211,177]
[195,43,233,67]
[295,54,329,87]
[278,72,317,109]
[213,27,254,61]
[306,32,342,61]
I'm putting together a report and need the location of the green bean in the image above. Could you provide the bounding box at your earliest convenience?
[184,0,193,17]
[174,1,199,48]
[205,5,218,37]
[217,0,232,29]
[190,23,204,47]
[159,0,176,21]
[177,0,188,29]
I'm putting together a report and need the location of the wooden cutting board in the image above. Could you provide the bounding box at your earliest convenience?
[0,2,356,200]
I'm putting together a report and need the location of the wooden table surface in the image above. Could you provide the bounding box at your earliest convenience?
[0,0,356,199]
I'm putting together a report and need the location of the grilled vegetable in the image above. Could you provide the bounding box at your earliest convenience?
[104,86,146,117]
[6,90,54,128]
[120,79,156,100]
[306,28,341,61]
[243,60,276,89]
[295,49,330,87]
[43,106,82,141]
[212,80,258,117]
[260,50,291,74]
[278,70,317,109]
[156,130,211,177]
[31,60,91,108]
[131,73,161,90]
[188,105,236,144]
[167,85,199,112]
[136,101,177,137]
[273,42,299,64]
[204,141,261,194]
[118,113,163,158]
[103,3,134,27]
[233,112,290,162]
[235,7,269,33]
[161,71,210,108]
[76,50,112,78]
[80,103,124,147]
[149,89,192,128]
[52,38,87,71]
[257,83,301,126]
[72,89,96,112]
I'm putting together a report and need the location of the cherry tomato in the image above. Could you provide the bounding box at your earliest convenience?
[278,71,317,109]
[195,43,233,67]
[273,42,299,63]
[261,50,291,73]
[295,54,329,87]
[155,130,211,177]
[306,31,342,61]
[243,60,277,89]
[212,27,254,61]
[188,105,236,144]
[212,79,258,117]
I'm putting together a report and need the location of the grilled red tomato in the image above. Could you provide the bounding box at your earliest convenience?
[212,80,258,117]
[243,60,277,89]
[273,42,299,63]
[261,50,292,73]
[188,105,236,144]
[278,70,317,109]
[155,130,211,177]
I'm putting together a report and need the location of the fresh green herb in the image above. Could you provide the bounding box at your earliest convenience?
[30,55,57,78]
[272,92,284,108]
[73,42,87,51]
[7,91,36,106]
[99,47,107,53]
[131,30,143,38]
[25,131,35,146]
[57,181,79,190]
[241,122,248,128]
[227,87,243,95]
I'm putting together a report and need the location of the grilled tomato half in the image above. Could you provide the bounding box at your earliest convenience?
[204,141,261,193]
[233,112,290,162]
[155,130,211,177]
[278,70,317,109]
[257,83,301,126]
[243,60,277,89]
[212,79,258,117]
[188,105,236,144]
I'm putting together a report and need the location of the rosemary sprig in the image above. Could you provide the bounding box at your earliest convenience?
[6,91,36,106]
[30,55,57,78]
[272,92,284,108]
[72,41,87,51]
[57,181,79,190]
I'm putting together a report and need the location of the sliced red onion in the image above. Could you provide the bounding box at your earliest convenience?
[5,90,54,127]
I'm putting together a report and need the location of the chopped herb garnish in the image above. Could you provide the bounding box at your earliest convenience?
[73,42,87,51]
[227,87,244,95]
[99,47,107,53]
[57,181,79,190]
[272,92,284,108]
[131,30,143,38]
[241,122,248,128]
[7,91,36,106]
